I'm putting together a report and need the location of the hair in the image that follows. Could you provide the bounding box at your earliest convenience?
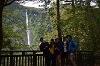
[55,38,59,41]
[66,35,72,39]
[50,39,55,45]
[40,37,43,41]
[51,39,54,42]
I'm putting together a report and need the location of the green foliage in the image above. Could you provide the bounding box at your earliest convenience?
[49,4,100,51]
[2,2,100,51]
[3,2,53,50]
[2,2,27,50]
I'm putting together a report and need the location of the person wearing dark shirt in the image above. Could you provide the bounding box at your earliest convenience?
[54,38,63,66]
[39,37,50,66]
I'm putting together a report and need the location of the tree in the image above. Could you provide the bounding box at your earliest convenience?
[56,0,62,40]
[49,0,100,51]
[0,0,16,50]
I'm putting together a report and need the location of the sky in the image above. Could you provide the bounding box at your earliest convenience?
[16,0,50,8]
[16,0,99,8]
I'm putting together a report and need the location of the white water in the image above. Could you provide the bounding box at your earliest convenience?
[26,10,30,45]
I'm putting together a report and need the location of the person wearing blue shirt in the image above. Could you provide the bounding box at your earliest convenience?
[66,35,78,66]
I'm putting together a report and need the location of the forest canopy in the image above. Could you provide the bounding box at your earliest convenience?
[2,0,100,51]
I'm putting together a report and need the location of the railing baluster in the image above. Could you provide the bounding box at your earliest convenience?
[37,55,39,66]
[14,57,16,66]
[30,56,32,66]
[28,56,29,66]
[21,56,23,66]
[7,56,9,66]
[25,56,27,66]
[40,56,42,66]
[27,56,28,66]
[16,56,18,66]
[22,52,25,66]
[33,53,37,66]
[43,56,45,66]
[3,57,5,66]
[23,56,25,66]
[32,56,34,66]
[19,56,21,66]
[10,51,14,66]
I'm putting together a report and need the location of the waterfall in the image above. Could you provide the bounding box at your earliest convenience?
[26,9,30,45]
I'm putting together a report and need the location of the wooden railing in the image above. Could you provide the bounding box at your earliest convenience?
[0,51,45,66]
[0,51,99,66]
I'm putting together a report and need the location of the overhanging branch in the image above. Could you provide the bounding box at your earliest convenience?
[4,0,16,6]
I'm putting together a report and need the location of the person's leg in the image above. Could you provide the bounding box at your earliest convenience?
[52,55,56,66]
[65,53,68,66]
[49,53,53,66]
[56,54,61,66]
[69,53,76,66]
[61,52,66,66]
[45,56,51,66]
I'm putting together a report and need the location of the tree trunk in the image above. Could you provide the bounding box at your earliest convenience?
[0,0,4,50]
[56,0,62,40]
[0,0,15,50]
[72,0,75,14]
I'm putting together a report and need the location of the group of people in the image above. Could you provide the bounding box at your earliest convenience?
[39,35,78,66]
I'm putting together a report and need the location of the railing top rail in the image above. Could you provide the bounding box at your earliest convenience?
[1,53,43,56]
[0,50,95,53]
[0,50,94,51]
[64,0,100,2]
[0,50,40,52]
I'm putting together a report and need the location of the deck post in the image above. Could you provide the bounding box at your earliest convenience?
[33,51,37,66]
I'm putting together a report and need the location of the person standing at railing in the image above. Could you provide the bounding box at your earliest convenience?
[61,36,68,66]
[49,39,56,66]
[39,37,51,66]
[66,35,78,66]
[54,38,63,66]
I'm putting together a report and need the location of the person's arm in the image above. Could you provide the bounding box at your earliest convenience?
[40,43,44,51]
[72,40,78,52]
